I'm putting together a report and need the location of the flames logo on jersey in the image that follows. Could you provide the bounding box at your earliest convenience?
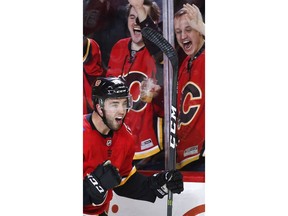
[122,71,151,112]
[178,81,202,129]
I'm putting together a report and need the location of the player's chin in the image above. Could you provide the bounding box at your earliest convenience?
[111,122,122,131]
[132,35,142,44]
[182,47,193,56]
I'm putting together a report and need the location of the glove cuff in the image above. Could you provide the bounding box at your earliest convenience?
[91,190,108,206]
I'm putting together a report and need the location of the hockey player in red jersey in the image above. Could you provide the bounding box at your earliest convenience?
[105,0,164,162]
[83,77,183,215]
[174,4,205,170]
[83,36,104,114]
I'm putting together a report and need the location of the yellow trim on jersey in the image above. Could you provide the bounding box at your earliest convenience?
[83,38,91,62]
[133,117,163,160]
[117,166,137,187]
[176,154,200,169]
[133,145,161,160]
[157,117,164,150]
[83,214,99,216]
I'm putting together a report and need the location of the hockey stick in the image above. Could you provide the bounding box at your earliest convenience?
[141,27,178,216]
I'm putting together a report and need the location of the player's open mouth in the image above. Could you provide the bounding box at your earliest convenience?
[133,27,141,35]
[183,40,192,51]
[115,117,123,124]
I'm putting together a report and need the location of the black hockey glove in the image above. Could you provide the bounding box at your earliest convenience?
[83,160,122,205]
[149,170,184,199]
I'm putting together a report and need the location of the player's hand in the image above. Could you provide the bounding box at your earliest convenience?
[92,160,122,189]
[128,0,144,8]
[165,170,184,193]
[149,170,184,198]
[182,3,205,36]
[128,0,147,23]
[83,160,122,205]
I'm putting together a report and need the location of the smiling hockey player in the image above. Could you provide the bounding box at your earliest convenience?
[83,77,184,215]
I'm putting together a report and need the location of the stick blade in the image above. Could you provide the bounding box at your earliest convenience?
[141,27,178,71]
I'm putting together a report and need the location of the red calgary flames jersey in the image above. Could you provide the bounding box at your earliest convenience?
[106,38,163,159]
[83,114,136,215]
[176,50,205,169]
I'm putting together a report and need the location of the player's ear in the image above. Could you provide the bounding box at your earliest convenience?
[96,104,103,117]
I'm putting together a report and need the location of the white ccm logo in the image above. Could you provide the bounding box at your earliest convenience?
[170,106,177,149]
[87,174,105,193]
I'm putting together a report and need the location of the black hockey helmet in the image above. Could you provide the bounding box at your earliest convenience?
[92,77,132,110]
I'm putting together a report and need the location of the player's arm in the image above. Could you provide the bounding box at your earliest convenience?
[113,170,184,202]
[139,16,163,62]
[184,3,205,36]
[129,0,162,60]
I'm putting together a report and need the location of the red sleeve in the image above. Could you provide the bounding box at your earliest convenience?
[84,38,104,77]
[106,39,130,77]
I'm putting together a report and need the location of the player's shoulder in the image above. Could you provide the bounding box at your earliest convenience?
[198,49,205,59]
[83,114,92,132]
[89,38,100,48]
[194,51,205,67]
[113,37,130,48]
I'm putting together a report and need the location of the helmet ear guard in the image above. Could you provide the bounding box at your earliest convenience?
[98,98,105,108]
[113,94,133,112]
[126,94,133,111]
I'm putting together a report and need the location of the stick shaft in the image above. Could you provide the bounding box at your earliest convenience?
[141,26,178,216]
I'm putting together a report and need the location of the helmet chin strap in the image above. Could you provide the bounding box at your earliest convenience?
[100,109,111,130]
[93,99,113,131]
[95,106,113,131]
